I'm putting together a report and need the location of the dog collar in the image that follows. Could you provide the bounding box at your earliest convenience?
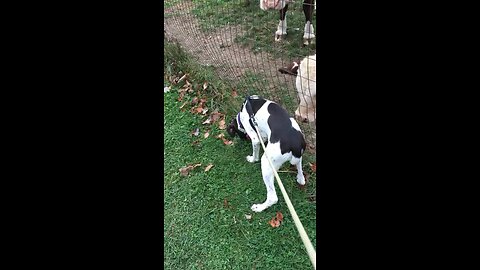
[236,113,246,133]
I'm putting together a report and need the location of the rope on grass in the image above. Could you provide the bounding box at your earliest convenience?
[252,124,316,270]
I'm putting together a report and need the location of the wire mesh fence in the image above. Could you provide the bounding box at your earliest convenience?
[164,0,317,153]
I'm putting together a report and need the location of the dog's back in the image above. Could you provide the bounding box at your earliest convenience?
[267,102,306,158]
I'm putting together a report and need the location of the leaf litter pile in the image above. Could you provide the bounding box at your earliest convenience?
[166,72,235,177]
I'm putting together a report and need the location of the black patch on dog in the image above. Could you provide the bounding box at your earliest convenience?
[227,117,248,140]
[247,98,267,115]
[267,103,306,158]
[238,96,267,116]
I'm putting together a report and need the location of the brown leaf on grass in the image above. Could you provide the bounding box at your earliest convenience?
[181,80,193,93]
[177,73,188,84]
[204,131,210,138]
[268,211,284,228]
[203,82,208,90]
[223,198,228,208]
[202,118,211,125]
[232,89,238,97]
[191,106,204,114]
[309,162,316,173]
[191,128,200,137]
[215,133,233,145]
[204,164,214,172]
[191,97,199,105]
[223,139,233,145]
[177,91,185,102]
[218,119,226,130]
[268,218,281,228]
[202,108,209,115]
[210,111,223,123]
[179,163,202,176]
[276,211,284,222]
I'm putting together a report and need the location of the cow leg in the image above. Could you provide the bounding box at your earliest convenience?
[275,4,289,41]
[303,0,315,45]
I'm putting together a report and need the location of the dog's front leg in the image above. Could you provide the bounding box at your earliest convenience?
[251,153,279,212]
[246,136,261,163]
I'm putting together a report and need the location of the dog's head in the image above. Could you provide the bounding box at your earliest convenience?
[227,113,250,141]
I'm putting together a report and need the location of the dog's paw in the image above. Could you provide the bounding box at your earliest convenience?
[251,203,267,212]
[246,155,256,163]
[297,174,306,185]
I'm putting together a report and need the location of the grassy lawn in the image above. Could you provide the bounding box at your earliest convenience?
[164,39,317,269]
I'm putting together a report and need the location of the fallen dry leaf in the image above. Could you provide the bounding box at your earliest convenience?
[218,119,226,130]
[202,118,211,125]
[177,73,188,84]
[191,107,204,114]
[210,111,223,123]
[245,214,252,220]
[179,163,202,176]
[223,198,228,208]
[203,82,208,90]
[276,211,284,222]
[204,164,214,172]
[191,97,199,105]
[232,89,238,97]
[164,86,170,93]
[223,139,233,145]
[215,133,233,145]
[177,92,185,102]
[268,218,281,228]
[309,162,316,173]
[204,131,210,138]
[202,108,209,115]
[268,211,284,228]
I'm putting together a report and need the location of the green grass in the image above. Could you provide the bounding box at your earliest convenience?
[164,39,316,269]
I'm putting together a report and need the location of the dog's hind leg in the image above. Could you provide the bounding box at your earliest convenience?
[290,156,306,185]
[275,4,289,41]
[251,152,285,212]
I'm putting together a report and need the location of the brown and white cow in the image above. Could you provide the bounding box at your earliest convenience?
[260,0,316,44]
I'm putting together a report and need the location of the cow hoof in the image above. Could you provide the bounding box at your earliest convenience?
[303,39,314,46]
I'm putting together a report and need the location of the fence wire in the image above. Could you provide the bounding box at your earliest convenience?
[164,0,317,153]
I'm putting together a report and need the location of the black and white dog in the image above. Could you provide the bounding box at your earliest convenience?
[227,96,306,212]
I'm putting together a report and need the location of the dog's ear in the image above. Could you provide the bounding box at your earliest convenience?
[227,121,236,137]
